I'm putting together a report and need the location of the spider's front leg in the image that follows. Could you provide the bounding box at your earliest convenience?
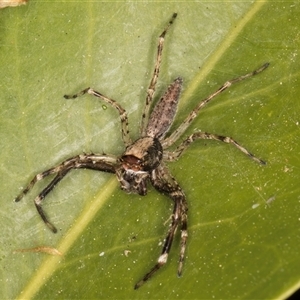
[15,154,118,233]
[134,163,188,289]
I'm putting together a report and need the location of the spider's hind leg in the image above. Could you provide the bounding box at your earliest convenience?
[141,13,177,135]
[164,132,266,165]
[162,63,269,148]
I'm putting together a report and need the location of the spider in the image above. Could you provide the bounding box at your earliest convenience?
[15,13,269,289]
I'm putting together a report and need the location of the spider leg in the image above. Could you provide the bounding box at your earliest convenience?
[15,154,118,233]
[164,132,266,165]
[141,13,177,135]
[162,62,270,148]
[135,163,187,289]
[34,169,71,233]
[64,88,131,146]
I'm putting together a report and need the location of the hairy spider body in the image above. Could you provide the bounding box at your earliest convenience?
[15,13,269,289]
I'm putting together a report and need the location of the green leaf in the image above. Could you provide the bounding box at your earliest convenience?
[1,1,299,299]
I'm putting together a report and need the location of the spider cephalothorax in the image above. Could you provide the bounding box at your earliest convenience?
[15,13,268,289]
[118,136,163,195]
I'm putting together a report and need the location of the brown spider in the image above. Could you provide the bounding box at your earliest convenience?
[15,13,269,289]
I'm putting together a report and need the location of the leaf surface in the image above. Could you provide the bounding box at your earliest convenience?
[1,1,299,299]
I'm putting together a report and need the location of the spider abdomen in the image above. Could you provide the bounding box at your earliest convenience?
[146,77,182,139]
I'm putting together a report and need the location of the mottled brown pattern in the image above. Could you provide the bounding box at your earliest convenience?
[15,13,268,289]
